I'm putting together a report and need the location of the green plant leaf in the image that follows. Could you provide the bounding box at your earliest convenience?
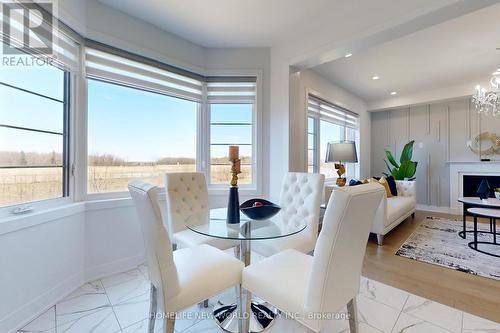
[391,168,402,180]
[400,140,415,163]
[384,149,399,168]
[399,160,417,179]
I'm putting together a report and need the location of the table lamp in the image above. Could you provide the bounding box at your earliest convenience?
[325,141,358,187]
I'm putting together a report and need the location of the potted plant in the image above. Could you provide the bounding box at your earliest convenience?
[384,140,418,180]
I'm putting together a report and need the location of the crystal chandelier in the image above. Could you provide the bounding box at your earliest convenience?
[472,68,500,116]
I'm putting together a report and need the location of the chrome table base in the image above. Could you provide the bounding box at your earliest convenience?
[213,238,277,333]
[214,300,277,333]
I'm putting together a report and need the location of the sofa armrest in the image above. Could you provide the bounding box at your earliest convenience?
[396,180,416,199]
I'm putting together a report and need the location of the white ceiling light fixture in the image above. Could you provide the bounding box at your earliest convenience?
[372,76,380,80]
[390,91,397,95]
[472,67,500,116]
[345,53,353,58]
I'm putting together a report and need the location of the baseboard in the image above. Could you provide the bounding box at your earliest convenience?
[417,204,459,215]
[84,254,146,284]
[1,271,84,333]
[3,254,145,333]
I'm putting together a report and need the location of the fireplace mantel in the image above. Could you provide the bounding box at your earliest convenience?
[449,161,500,213]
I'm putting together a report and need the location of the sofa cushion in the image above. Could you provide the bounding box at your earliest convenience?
[370,177,393,198]
[386,196,415,226]
[386,176,398,196]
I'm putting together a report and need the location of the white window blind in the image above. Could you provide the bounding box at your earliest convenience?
[308,95,358,128]
[206,77,256,103]
[0,1,80,72]
[85,48,204,102]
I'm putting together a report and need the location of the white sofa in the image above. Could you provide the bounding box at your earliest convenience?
[325,180,416,246]
[371,180,416,245]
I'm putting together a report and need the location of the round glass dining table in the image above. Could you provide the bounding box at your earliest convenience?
[184,207,307,333]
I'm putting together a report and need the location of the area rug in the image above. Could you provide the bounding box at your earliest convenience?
[396,216,500,281]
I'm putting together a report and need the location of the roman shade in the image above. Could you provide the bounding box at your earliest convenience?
[308,95,358,129]
[85,47,204,102]
[206,77,256,103]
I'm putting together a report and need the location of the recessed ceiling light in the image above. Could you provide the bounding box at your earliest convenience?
[345,53,353,58]
[390,91,397,95]
[372,76,380,80]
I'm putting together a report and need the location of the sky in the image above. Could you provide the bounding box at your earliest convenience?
[1,62,253,163]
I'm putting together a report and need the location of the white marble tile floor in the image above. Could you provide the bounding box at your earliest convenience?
[18,263,500,333]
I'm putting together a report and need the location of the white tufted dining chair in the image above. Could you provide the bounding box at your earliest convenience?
[128,181,243,333]
[242,183,386,333]
[165,173,238,251]
[252,172,325,257]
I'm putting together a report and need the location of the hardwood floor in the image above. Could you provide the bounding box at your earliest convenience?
[362,210,500,323]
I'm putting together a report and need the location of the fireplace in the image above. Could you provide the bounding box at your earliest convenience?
[463,175,500,198]
[449,162,500,213]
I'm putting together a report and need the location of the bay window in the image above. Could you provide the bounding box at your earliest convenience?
[85,46,259,195]
[307,94,360,180]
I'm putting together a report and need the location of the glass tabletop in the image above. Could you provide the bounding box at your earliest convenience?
[184,208,307,240]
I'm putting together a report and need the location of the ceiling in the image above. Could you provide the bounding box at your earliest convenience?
[96,0,457,48]
[311,3,500,103]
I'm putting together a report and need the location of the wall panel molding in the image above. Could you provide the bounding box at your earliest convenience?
[371,96,500,207]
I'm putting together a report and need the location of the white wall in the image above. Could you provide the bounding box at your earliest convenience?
[0,206,85,333]
[289,69,370,178]
[84,0,206,73]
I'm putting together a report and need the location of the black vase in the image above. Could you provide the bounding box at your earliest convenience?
[476,179,491,200]
[226,186,240,224]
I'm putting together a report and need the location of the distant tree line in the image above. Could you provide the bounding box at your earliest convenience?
[0,151,61,166]
[0,151,251,167]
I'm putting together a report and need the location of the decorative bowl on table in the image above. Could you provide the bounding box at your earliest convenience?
[495,189,500,200]
[240,199,281,220]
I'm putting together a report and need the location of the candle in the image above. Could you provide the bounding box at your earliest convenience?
[235,159,241,174]
[228,145,239,161]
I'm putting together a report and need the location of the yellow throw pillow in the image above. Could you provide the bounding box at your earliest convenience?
[369,177,393,197]
[379,177,393,198]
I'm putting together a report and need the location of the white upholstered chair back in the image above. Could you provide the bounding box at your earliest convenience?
[305,183,385,330]
[278,172,325,245]
[128,181,180,313]
[165,173,209,235]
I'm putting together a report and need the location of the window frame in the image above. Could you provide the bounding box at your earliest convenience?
[306,92,360,182]
[207,102,256,190]
[82,62,262,199]
[204,70,262,196]
[0,68,73,215]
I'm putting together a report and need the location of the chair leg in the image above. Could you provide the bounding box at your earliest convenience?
[411,212,415,219]
[148,284,157,333]
[166,317,175,333]
[234,244,241,259]
[347,298,359,333]
[376,234,384,246]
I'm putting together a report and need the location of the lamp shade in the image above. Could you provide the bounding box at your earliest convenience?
[325,141,358,163]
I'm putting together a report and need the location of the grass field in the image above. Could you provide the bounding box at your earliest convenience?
[0,164,252,207]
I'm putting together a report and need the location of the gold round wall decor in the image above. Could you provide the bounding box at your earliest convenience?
[469,132,500,155]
